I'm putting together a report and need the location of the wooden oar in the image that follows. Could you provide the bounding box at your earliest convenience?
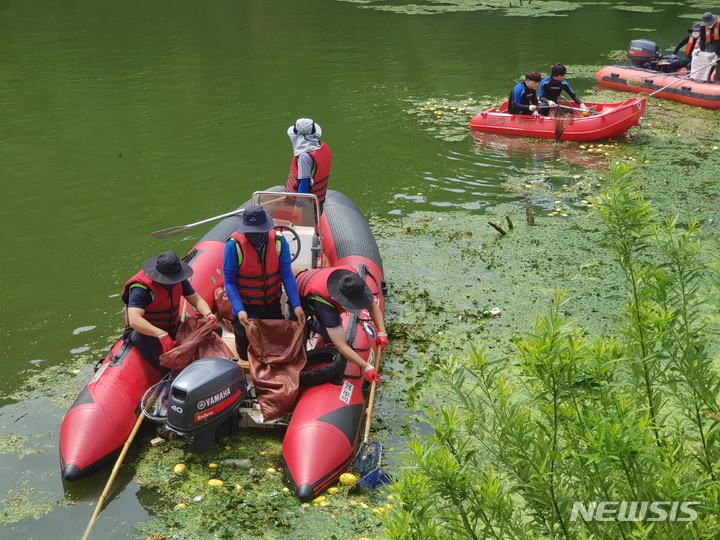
[81,412,145,540]
[363,347,382,445]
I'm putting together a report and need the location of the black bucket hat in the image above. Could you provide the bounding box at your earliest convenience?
[237,205,274,233]
[142,251,193,285]
[327,269,374,310]
[688,23,703,33]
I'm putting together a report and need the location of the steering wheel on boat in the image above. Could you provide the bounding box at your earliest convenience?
[274,225,301,262]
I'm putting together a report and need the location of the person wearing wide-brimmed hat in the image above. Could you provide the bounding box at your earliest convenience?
[222,205,306,360]
[667,23,706,73]
[284,118,332,212]
[295,265,388,383]
[122,251,215,373]
[700,12,720,79]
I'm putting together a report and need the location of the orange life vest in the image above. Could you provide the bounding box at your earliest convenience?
[705,20,720,43]
[285,142,332,204]
[122,271,183,336]
[229,231,282,306]
[685,34,703,56]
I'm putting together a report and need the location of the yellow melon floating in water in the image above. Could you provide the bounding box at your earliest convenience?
[208,479,224,487]
[173,464,186,474]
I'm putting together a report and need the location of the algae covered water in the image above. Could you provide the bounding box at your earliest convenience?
[2,1,719,538]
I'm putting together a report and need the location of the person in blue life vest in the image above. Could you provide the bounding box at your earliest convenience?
[123,251,215,374]
[538,64,589,115]
[508,71,542,116]
[222,205,306,361]
[666,23,706,73]
[296,266,388,383]
[285,118,332,212]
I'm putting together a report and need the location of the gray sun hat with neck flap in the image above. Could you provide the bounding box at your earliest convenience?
[142,251,194,285]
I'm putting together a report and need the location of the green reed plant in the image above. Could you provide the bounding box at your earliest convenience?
[381,163,720,539]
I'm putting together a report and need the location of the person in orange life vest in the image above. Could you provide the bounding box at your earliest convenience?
[285,118,332,212]
[508,71,542,116]
[123,251,215,374]
[222,205,306,361]
[296,267,388,383]
[666,23,705,73]
[700,12,720,80]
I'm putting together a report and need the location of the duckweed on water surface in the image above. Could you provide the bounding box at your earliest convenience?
[339,0,583,17]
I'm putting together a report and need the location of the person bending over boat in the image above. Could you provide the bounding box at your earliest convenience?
[296,267,388,383]
[123,251,215,374]
[223,205,306,360]
[538,64,588,115]
[285,118,332,212]
[508,71,542,116]
[666,23,705,73]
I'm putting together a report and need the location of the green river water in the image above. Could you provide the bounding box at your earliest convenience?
[1,1,716,538]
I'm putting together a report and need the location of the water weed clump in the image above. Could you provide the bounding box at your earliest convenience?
[381,163,720,539]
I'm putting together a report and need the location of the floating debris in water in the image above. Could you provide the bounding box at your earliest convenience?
[70,347,90,354]
[73,326,96,335]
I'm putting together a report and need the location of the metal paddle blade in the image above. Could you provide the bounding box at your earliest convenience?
[349,441,391,489]
[141,378,174,422]
[152,225,190,239]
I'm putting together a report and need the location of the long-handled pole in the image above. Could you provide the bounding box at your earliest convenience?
[363,348,382,445]
[81,412,145,540]
[648,62,716,96]
[151,208,245,239]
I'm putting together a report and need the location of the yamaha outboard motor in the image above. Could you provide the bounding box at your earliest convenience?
[166,358,249,452]
[627,39,660,69]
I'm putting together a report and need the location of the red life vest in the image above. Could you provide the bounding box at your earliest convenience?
[285,142,332,204]
[122,271,183,336]
[296,264,356,312]
[229,231,282,306]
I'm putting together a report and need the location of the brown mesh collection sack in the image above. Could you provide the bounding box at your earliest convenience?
[246,318,307,421]
[160,314,234,371]
[214,287,234,322]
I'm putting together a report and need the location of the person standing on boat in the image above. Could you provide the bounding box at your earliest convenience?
[701,12,720,80]
[507,71,542,116]
[123,251,215,374]
[296,266,388,383]
[285,118,332,212]
[538,64,589,115]
[666,23,705,73]
[223,205,306,360]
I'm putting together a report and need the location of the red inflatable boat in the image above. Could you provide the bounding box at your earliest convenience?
[59,189,386,502]
[595,65,720,110]
[468,98,646,142]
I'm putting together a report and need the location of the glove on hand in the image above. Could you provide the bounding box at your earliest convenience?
[377,332,389,351]
[158,333,175,354]
[580,103,589,111]
[528,105,538,112]
[546,100,556,107]
[669,54,677,61]
[364,365,380,384]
